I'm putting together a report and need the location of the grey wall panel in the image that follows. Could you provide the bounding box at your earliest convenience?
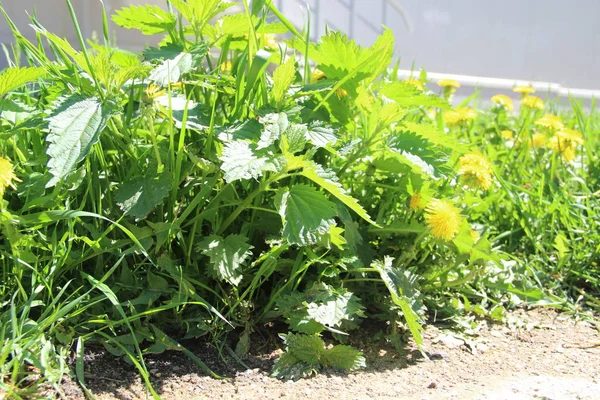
[1,0,598,89]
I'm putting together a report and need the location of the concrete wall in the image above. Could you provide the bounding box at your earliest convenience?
[1,0,599,90]
[276,0,600,90]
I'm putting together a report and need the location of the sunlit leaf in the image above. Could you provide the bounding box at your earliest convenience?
[115,169,170,220]
[199,234,253,286]
[0,67,46,97]
[220,140,279,182]
[45,95,113,187]
[112,5,176,35]
[275,184,336,246]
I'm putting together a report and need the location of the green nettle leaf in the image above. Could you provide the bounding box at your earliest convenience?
[322,345,366,370]
[401,121,462,153]
[114,169,171,220]
[112,5,176,35]
[386,131,451,179]
[0,67,46,97]
[306,291,362,330]
[271,352,317,381]
[275,184,337,246]
[373,256,425,351]
[305,122,337,147]
[300,164,377,225]
[217,119,263,142]
[143,44,185,61]
[284,333,324,365]
[45,95,113,187]
[220,140,279,182]
[156,95,209,130]
[149,52,193,86]
[170,0,234,28]
[258,112,289,149]
[380,81,449,109]
[272,56,296,105]
[283,123,308,154]
[277,283,364,334]
[199,234,253,286]
[272,333,364,380]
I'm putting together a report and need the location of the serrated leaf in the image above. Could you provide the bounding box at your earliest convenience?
[380,81,449,109]
[143,44,185,61]
[170,0,234,28]
[373,257,424,351]
[295,79,337,96]
[386,131,451,179]
[306,122,337,147]
[149,52,193,86]
[306,289,363,330]
[199,234,253,286]
[115,170,170,220]
[273,56,296,105]
[284,333,324,365]
[300,163,376,225]
[204,14,287,49]
[401,121,462,153]
[275,184,336,246]
[45,95,113,187]
[282,123,308,154]
[323,345,366,371]
[217,119,263,142]
[318,224,347,251]
[112,5,176,35]
[156,95,209,130]
[277,283,363,334]
[271,352,315,380]
[293,28,394,95]
[0,67,46,97]
[258,112,288,149]
[220,140,279,182]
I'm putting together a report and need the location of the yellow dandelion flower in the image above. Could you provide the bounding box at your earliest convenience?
[559,145,577,162]
[470,228,480,243]
[521,95,544,110]
[262,34,278,50]
[245,33,278,50]
[458,152,494,190]
[142,84,165,104]
[513,84,535,96]
[220,61,232,72]
[312,68,326,83]
[501,130,514,139]
[424,199,462,241]
[556,128,584,145]
[535,114,564,130]
[491,94,514,111]
[405,78,424,91]
[529,132,547,149]
[443,107,477,127]
[336,87,348,98]
[548,129,584,161]
[409,192,423,210]
[438,79,461,88]
[0,156,20,198]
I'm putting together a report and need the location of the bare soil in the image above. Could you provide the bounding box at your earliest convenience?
[54,309,599,400]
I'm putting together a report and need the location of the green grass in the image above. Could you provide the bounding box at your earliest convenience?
[0,0,598,397]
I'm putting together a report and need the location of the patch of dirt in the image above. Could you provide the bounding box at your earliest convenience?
[55,309,600,400]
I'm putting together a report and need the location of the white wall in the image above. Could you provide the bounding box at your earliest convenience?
[1,0,599,90]
[276,0,600,90]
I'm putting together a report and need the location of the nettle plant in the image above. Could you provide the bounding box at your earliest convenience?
[0,0,500,387]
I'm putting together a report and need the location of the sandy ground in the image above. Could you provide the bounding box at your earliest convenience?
[51,309,599,400]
